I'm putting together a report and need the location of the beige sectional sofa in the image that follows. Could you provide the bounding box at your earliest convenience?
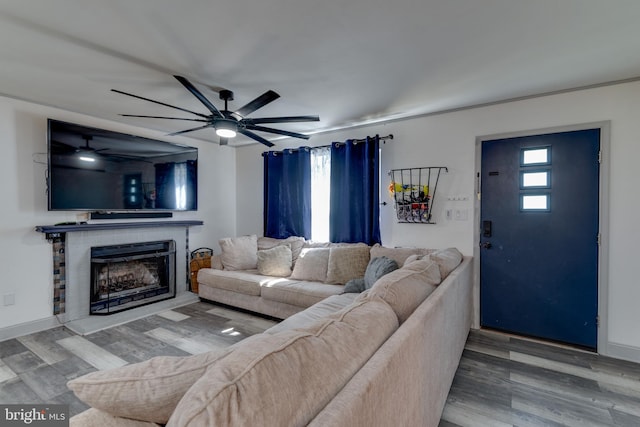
[67,236,473,427]
[198,235,438,319]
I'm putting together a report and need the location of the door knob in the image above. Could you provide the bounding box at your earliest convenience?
[480,242,492,249]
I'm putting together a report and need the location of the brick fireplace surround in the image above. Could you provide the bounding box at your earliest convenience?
[35,221,202,334]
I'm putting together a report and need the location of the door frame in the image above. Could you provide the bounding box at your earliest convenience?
[473,121,611,353]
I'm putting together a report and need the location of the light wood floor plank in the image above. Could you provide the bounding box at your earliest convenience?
[56,336,128,370]
[144,327,224,354]
[0,359,18,383]
[156,309,191,322]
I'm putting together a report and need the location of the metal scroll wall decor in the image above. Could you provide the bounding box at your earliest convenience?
[388,166,447,223]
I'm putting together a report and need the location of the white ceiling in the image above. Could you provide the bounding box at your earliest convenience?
[1,0,640,147]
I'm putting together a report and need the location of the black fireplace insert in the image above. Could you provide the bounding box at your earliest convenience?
[90,240,176,315]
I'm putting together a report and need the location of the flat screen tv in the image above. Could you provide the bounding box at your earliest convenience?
[47,119,197,211]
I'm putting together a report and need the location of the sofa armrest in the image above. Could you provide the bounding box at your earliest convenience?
[210,254,223,270]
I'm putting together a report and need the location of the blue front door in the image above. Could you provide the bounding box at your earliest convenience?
[480,128,600,349]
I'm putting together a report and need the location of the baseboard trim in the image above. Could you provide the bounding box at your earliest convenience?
[0,316,62,342]
[605,341,640,364]
[0,293,200,341]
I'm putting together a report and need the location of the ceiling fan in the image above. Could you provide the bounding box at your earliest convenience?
[75,135,107,154]
[112,75,320,147]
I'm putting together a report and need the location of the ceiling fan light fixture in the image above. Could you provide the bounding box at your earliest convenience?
[114,76,319,147]
[215,119,238,138]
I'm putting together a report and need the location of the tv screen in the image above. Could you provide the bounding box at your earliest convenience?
[47,119,197,211]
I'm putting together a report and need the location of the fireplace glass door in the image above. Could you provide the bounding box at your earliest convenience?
[90,240,176,314]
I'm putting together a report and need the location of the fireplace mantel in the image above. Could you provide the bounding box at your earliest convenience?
[36,220,203,334]
[35,220,203,238]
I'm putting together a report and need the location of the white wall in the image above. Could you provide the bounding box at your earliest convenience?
[0,95,236,337]
[236,80,640,361]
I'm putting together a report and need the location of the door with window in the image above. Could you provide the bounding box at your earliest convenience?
[480,128,600,349]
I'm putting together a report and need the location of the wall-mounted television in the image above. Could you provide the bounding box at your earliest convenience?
[47,119,197,211]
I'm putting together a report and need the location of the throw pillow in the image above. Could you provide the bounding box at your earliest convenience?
[343,277,366,293]
[257,236,305,265]
[257,244,293,277]
[364,256,399,289]
[343,256,399,293]
[219,235,258,271]
[429,247,463,280]
[361,257,441,323]
[325,245,370,284]
[67,345,239,424]
[290,248,330,282]
[369,243,433,267]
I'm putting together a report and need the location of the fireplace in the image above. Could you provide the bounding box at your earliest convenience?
[90,240,176,315]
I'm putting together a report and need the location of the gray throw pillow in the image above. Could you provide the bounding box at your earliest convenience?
[344,278,366,293]
[364,256,399,289]
[343,256,398,293]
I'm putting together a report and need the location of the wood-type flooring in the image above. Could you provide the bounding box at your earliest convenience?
[1,301,639,426]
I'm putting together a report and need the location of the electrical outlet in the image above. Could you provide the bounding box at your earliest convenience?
[3,293,15,306]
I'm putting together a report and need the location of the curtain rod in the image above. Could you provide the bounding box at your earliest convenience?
[355,133,394,144]
[262,134,394,155]
[320,133,394,148]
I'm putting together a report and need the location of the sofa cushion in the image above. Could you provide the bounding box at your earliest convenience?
[219,235,258,271]
[325,245,370,284]
[290,248,330,282]
[429,247,463,280]
[370,244,433,267]
[258,236,305,265]
[361,257,441,323]
[264,293,359,334]
[197,269,263,296]
[67,346,239,424]
[166,299,399,427]
[70,408,162,427]
[257,244,292,277]
[261,279,344,307]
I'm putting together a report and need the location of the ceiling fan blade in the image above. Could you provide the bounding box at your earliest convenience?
[111,89,209,118]
[238,129,274,147]
[166,124,213,136]
[174,75,223,118]
[219,137,228,146]
[245,124,310,140]
[235,90,280,117]
[120,114,209,122]
[245,115,320,124]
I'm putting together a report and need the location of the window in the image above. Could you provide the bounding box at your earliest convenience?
[310,147,331,241]
[521,147,550,165]
[521,171,550,188]
[521,194,550,211]
[264,137,381,244]
[520,147,551,212]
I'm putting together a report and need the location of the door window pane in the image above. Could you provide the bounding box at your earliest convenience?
[522,195,549,211]
[522,171,549,188]
[522,148,549,165]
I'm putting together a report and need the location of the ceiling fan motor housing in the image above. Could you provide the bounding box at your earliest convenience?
[219,89,234,102]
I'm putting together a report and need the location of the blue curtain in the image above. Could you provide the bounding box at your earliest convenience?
[329,136,381,244]
[154,160,197,210]
[263,148,312,239]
